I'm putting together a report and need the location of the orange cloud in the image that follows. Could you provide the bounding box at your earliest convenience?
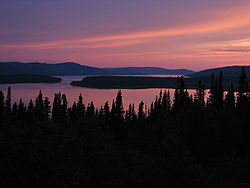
[2,3,250,51]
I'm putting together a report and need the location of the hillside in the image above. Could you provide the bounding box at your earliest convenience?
[0,62,194,76]
[0,74,62,84]
[0,62,105,76]
[189,66,250,78]
[103,67,194,75]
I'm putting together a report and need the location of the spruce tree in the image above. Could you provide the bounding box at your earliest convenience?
[5,86,11,115]
[110,100,116,122]
[217,71,224,109]
[138,101,145,121]
[77,94,85,118]
[237,67,248,110]
[0,91,4,119]
[115,90,124,122]
[131,104,137,121]
[44,97,51,121]
[103,101,110,123]
[225,84,235,107]
[17,99,26,120]
[99,106,104,122]
[125,104,133,122]
[194,80,205,108]
[207,73,215,107]
[61,94,67,121]
[35,90,45,120]
[86,102,95,118]
[12,102,18,122]
[52,93,62,122]
[27,99,35,122]
[69,102,77,122]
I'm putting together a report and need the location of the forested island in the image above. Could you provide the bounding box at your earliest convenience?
[70,75,246,89]
[71,66,250,89]
[0,74,62,84]
[1,68,250,187]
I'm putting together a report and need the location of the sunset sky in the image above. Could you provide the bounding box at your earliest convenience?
[1,0,250,70]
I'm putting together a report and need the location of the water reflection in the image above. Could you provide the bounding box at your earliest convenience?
[0,76,197,110]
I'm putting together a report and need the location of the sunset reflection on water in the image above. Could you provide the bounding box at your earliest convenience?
[0,76,197,110]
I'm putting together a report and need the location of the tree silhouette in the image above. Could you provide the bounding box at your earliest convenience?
[138,101,145,121]
[0,91,4,119]
[5,86,11,116]
[194,80,205,108]
[225,84,235,107]
[103,101,110,125]
[237,67,248,110]
[86,101,95,118]
[44,97,51,121]
[115,90,124,122]
[162,90,171,113]
[17,99,26,120]
[77,94,85,118]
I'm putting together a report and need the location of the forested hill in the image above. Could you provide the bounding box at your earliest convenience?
[0,62,105,76]
[0,62,194,76]
[189,66,250,78]
[103,67,194,75]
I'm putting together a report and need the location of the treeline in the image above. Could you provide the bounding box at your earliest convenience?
[1,68,250,187]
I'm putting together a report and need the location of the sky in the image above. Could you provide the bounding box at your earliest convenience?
[1,0,250,71]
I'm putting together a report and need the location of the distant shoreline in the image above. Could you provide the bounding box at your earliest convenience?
[0,74,62,84]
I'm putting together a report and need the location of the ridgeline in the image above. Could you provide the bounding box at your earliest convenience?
[0,74,62,84]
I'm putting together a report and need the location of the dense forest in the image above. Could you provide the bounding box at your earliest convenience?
[1,68,250,187]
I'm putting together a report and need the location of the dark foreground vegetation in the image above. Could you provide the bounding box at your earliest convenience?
[1,69,250,187]
[0,74,61,84]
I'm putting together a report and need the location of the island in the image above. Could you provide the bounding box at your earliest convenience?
[0,74,62,84]
[70,75,246,89]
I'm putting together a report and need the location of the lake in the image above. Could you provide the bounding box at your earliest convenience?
[0,76,198,110]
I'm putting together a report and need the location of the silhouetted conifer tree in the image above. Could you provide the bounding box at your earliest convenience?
[5,86,11,116]
[138,101,145,121]
[27,99,35,122]
[12,102,18,121]
[194,80,205,108]
[173,76,189,110]
[35,90,45,120]
[207,73,215,107]
[44,97,51,121]
[225,84,235,107]
[77,94,85,118]
[86,102,95,118]
[125,104,132,122]
[131,104,137,121]
[0,91,4,119]
[61,94,67,121]
[99,106,104,122]
[162,90,171,113]
[216,71,224,109]
[237,67,248,110]
[115,90,124,122]
[110,100,116,121]
[17,99,26,120]
[68,102,77,122]
[103,101,110,123]
[52,93,59,122]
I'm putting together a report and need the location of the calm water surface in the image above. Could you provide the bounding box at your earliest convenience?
[0,76,197,110]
